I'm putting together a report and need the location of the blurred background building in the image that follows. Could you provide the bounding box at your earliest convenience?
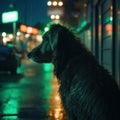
[0,0,120,86]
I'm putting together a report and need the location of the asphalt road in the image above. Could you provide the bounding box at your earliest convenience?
[0,59,67,120]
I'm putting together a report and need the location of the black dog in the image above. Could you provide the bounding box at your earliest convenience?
[28,24,120,120]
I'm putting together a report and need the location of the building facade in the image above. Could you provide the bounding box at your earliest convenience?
[77,0,120,86]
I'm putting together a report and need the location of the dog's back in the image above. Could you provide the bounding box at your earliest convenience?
[28,24,120,120]
[58,56,120,120]
[55,43,120,120]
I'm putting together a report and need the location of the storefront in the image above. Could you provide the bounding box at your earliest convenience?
[91,0,120,85]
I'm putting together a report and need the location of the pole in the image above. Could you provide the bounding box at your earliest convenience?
[13,22,16,43]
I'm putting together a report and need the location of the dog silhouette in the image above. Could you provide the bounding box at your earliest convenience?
[28,24,120,120]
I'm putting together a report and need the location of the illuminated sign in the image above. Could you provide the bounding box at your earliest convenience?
[2,11,18,23]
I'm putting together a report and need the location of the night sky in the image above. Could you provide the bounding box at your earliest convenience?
[0,0,50,26]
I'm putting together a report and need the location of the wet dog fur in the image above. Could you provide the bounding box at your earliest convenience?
[28,24,120,120]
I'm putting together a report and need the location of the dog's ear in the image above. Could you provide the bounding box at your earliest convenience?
[42,31,59,51]
[27,24,66,63]
[42,24,63,51]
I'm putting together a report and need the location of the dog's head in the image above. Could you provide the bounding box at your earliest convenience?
[27,24,65,63]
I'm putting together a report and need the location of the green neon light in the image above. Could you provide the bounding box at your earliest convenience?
[81,20,87,28]
[44,27,49,32]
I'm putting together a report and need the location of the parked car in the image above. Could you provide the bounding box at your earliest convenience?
[0,44,21,74]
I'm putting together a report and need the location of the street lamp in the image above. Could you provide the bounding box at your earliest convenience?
[58,1,63,6]
[2,3,18,43]
[50,15,55,19]
[53,1,57,6]
[50,14,60,20]
[55,15,60,19]
[47,0,63,7]
[47,1,52,6]
[2,32,7,37]
[47,0,64,20]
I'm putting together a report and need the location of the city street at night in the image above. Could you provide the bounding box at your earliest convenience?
[0,0,120,120]
[0,58,66,120]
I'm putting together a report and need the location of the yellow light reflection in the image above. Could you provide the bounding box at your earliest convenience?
[24,68,36,76]
[48,76,67,120]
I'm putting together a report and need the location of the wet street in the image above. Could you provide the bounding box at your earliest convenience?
[0,59,67,120]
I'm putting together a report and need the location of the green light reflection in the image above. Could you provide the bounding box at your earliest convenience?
[2,116,18,120]
[1,87,20,115]
[43,63,53,72]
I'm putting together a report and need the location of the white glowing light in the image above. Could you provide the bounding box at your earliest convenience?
[17,31,21,36]
[44,27,49,32]
[2,32,6,37]
[25,34,30,38]
[47,1,52,6]
[3,37,7,44]
[9,34,14,39]
[110,16,113,21]
[56,15,60,19]
[53,1,57,6]
[58,1,63,6]
[36,35,43,43]
[51,15,55,19]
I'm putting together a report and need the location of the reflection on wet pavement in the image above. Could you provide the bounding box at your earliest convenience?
[0,59,67,120]
[48,76,66,120]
